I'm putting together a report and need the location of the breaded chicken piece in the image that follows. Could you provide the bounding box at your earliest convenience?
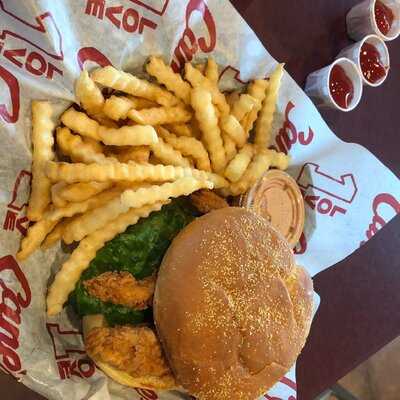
[86,326,173,380]
[84,272,155,309]
[190,190,229,214]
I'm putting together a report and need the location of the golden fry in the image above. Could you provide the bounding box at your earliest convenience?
[242,79,269,135]
[91,66,179,107]
[226,91,241,108]
[47,187,122,222]
[222,133,237,164]
[46,201,168,316]
[107,146,150,164]
[164,123,192,137]
[27,101,55,221]
[191,87,226,173]
[103,96,136,121]
[51,182,68,208]
[224,144,254,183]
[225,150,274,196]
[231,94,259,122]
[150,136,191,167]
[56,127,115,164]
[42,218,71,249]
[61,108,158,146]
[17,218,58,261]
[205,58,219,84]
[185,63,230,116]
[75,70,104,116]
[194,63,206,74]
[45,161,228,188]
[220,115,247,148]
[121,177,213,209]
[146,56,191,104]
[59,182,112,203]
[270,149,290,170]
[255,64,284,149]
[127,106,192,126]
[157,127,211,171]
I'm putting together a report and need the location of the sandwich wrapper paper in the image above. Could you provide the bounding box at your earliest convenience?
[0,0,399,399]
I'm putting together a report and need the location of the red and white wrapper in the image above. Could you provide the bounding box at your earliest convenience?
[0,1,399,399]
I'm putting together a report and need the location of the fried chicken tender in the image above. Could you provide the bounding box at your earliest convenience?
[86,326,172,380]
[190,190,229,214]
[84,272,155,309]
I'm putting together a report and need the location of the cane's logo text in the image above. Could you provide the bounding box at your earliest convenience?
[171,0,216,71]
[0,255,31,377]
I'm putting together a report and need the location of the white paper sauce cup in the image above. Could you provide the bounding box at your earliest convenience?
[305,58,363,112]
[347,0,400,41]
[337,34,390,87]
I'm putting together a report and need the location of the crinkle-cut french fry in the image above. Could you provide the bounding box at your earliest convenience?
[205,58,219,84]
[269,149,290,170]
[164,123,192,137]
[146,56,191,104]
[98,125,158,146]
[185,63,230,116]
[61,108,158,146]
[220,115,247,148]
[103,96,158,121]
[242,79,268,135]
[127,106,192,126]
[150,136,191,167]
[27,101,55,221]
[56,127,116,164]
[224,144,254,183]
[231,94,259,122]
[122,177,213,209]
[51,182,68,208]
[59,182,112,203]
[129,97,158,109]
[191,87,226,173]
[225,149,274,196]
[16,218,58,261]
[107,146,150,164]
[42,218,71,249]
[226,91,241,109]
[63,197,128,244]
[103,95,135,121]
[75,70,104,116]
[46,201,168,316]
[194,63,206,74]
[255,64,284,149]
[64,177,211,244]
[45,161,228,188]
[222,133,237,164]
[157,127,211,171]
[61,108,100,140]
[47,187,123,222]
[91,66,179,107]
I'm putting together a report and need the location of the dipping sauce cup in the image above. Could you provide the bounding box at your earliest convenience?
[337,34,390,87]
[347,0,400,41]
[305,58,363,112]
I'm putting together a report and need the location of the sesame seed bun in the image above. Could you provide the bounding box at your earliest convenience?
[154,207,313,400]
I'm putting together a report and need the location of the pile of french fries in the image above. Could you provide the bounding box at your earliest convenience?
[16,57,289,316]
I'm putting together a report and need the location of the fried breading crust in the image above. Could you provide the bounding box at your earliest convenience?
[84,272,155,309]
[86,326,173,380]
[190,190,229,214]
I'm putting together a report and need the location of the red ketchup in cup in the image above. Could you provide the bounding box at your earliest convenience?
[360,42,387,84]
[329,65,354,109]
[375,0,394,36]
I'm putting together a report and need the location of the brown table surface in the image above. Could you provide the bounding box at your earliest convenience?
[2,1,400,399]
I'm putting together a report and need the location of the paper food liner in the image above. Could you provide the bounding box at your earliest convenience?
[0,1,399,399]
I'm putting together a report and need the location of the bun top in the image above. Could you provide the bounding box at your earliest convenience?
[154,207,313,400]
